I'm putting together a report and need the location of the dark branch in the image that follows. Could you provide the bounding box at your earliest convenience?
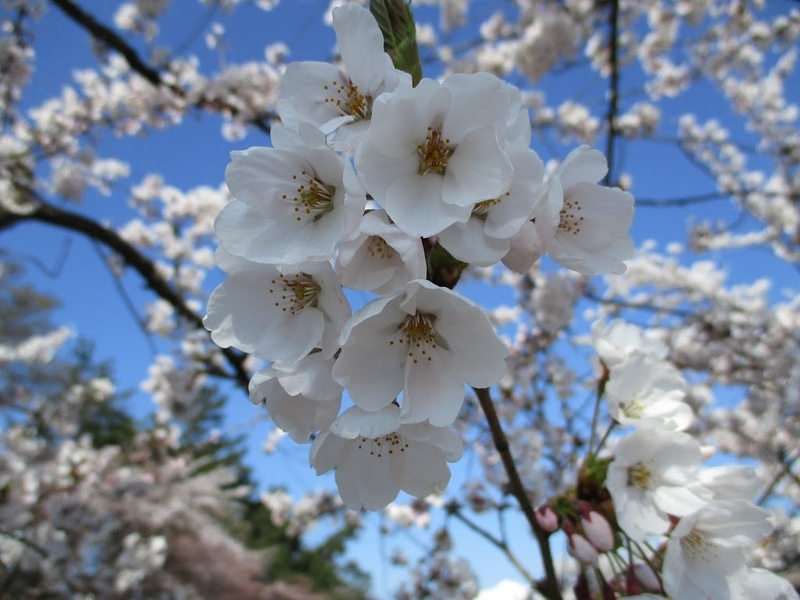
[50,0,163,87]
[603,0,621,187]
[48,0,274,136]
[0,199,251,392]
[473,387,563,600]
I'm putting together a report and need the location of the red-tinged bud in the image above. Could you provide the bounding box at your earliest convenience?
[568,532,599,568]
[581,510,614,552]
[535,505,559,533]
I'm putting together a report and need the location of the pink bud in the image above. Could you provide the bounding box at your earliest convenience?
[568,532,599,567]
[535,505,559,533]
[581,510,614,552]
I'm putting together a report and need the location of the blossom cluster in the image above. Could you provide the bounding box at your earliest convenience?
[538,319,797,599]
[203,4,634,511]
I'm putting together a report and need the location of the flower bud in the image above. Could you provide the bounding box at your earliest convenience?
[568,532,599,568]
[535,505,559,532]
[581,510,614,552]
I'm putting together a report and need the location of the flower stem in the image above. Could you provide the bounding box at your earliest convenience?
[473,387,563,600]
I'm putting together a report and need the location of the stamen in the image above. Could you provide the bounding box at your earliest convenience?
[267,273,320,315]
[558,192,585,236]
[471,192,509,219]
[285,170,335,223]
[622,392,645,419]
[417,127,454,176]
[356,433,410,458]
[322,78,372,120]
[627,461,655,490]
[387,312,449,364]
[366,236,395,260]
[681,529,715,560]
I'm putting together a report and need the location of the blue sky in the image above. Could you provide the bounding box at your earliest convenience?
[3,0,798,596]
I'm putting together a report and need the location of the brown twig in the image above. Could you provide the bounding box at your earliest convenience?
[473,387,563,600]
[446,501,537,586]
[602,0,621,188]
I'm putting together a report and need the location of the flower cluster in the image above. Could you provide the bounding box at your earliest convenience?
[539,319,796,599]
[204,4,634,511]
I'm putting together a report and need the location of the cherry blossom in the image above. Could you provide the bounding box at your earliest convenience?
[249,353,342,443]
[543,146,635,275]
[203,249,350,368]
[436,145,547,266]
[310,404,462,511]
[606,428,705,541]
[662,500,773,600]
[216,123,366,265]
[355,72,516,237]
[335,209,427,295]
[278,3,411,151]
[333,279,509,427]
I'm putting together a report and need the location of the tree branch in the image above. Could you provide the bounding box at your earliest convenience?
[602,0,621,187]
[446,501,537,586]
[48,0,275,136]
[0,199,251,392]
[473,387,563,600]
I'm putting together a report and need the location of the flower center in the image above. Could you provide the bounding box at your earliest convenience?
[417,127,454,176]
[681,529,713,560]
[323,78,372,120]
[357,432,410,459]
[558,192,585,236]
[286,170,335,223]
[366,235,395,260]
[621,392,645,419]
[627,461,656,490]
[388,312,449,365]
[471,193,510,220]
[268,273,320,315]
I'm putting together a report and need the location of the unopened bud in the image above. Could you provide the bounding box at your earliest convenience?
[535,505,559,533]
[568,532,599,567]
[581,510,614,552]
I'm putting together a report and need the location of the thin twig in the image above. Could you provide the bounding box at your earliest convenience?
[90,240,159,357]
[602,0,621,187]
[757,452,800,506]
[446,503,537,585]
[473,387,563,600]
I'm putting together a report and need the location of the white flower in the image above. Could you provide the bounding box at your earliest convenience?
[310,404,463,511]
[604,354,692,431]
[591,319,668,368]
[733,568,799,600]
[500,220,545,273]
[335,210,427,295]
[436,145,547,266]
[662,500,773,600]
[203,249,350,368]
[356,73,515,237]
[332,279,508,426]
[606,428,705,541]
[216,123,365,265]
[249,353,342,443]
[543,146,634,275]
[691,465,763,502]
[278,3,411,151]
